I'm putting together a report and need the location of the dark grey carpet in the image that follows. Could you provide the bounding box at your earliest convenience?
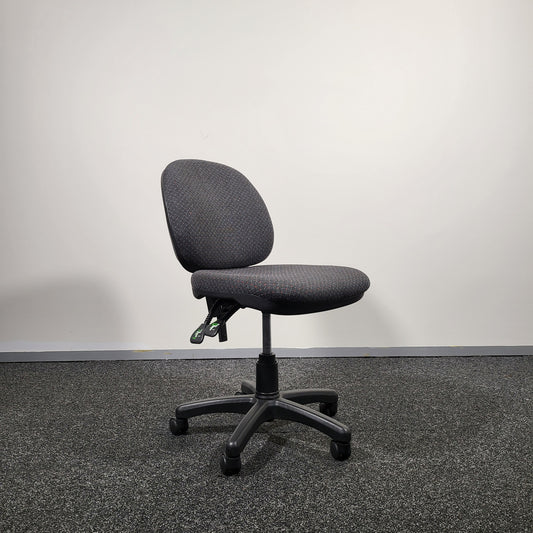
[1,356,532,532]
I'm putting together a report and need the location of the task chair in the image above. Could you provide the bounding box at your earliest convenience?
[161,159,370,475]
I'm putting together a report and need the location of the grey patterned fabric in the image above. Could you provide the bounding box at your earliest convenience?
[192,264,370,315]
[162,159,370,315]
[161,160,274,272]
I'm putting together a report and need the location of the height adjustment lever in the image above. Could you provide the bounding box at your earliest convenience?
[190,324,207,344]
[203,320,224,337]
[189,299,241,344]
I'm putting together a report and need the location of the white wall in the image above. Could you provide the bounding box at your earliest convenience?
[1,0,532,352]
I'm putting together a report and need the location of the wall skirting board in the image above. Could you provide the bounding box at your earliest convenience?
[0,346,531,363]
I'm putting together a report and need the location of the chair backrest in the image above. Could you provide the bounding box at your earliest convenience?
[161,159,274,272]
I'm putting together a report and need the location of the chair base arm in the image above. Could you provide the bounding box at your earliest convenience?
[171,381,351,475]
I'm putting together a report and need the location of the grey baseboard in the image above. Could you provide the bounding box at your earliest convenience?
[0,346,531,362]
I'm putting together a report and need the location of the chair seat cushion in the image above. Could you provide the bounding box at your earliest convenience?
[191,264,370,315]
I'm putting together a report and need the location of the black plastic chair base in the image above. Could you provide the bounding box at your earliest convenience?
[170,380,351,475]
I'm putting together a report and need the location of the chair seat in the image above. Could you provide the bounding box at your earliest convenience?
[191,264,370,315]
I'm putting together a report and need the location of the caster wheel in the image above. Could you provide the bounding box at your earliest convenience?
[169,417,188,435]
[330,440,351,461]
[319,401,338,417]
[220,454,241,476]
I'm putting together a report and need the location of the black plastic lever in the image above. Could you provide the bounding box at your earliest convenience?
[203,320,224,337]
[190,324,207,344]
[189,299,241,344]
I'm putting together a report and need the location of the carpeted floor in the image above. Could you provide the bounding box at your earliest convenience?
[1,356,532,532]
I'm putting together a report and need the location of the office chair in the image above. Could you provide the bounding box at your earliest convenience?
[161,159,370,475]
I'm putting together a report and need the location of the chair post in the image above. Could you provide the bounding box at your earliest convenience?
[255,313,279,398]
[262,312,272,355]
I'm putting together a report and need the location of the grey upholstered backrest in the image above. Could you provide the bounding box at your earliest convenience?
[161,159,274,273]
